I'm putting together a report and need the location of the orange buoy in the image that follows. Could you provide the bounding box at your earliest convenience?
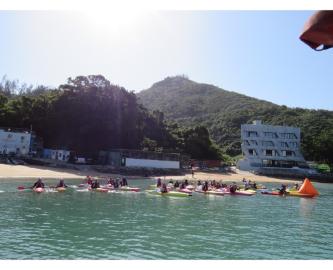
[298,178,319,196]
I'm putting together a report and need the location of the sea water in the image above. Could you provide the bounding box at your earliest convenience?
[0,179,332,259]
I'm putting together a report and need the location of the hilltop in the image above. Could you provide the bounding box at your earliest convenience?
[137,76,333,163]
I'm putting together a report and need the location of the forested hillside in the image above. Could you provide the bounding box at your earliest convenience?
[0,75,223,160]
[138,76,333,164]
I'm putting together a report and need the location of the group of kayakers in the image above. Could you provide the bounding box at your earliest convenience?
[155,178,241,194]
[85,176,129,189]
[29,176,303,196]
[153,177,304,196]
[31,178,68,189]
[242,178,258,190]
[30,175,130,191]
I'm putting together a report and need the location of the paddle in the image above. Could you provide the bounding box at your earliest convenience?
[17,186,32,190]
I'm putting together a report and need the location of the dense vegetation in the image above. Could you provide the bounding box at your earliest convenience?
[0,75,222,160]
[138,76,333,166]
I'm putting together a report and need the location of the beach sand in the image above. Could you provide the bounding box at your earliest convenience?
[0,164,110,181]
[0,164,301,184]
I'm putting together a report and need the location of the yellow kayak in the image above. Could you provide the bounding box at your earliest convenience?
[287,191,315,198]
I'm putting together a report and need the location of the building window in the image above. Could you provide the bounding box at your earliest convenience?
[250,140,258,145]
[21,136,25,142]
[247,131,258,137]
[280,142,288,148]
[262,141,274,147]
[282,150,294,157]
[280,133,297,139]
[248,149,257,156]
[8,134,13,139]
[244,140,250,146]
[289,142,298,148]
[264,132,278,138]
[265,149,273,156]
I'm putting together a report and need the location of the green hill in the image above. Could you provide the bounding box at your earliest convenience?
[137,76,333,164]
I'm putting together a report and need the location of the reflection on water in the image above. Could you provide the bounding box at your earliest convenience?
[0,179,332,259]
[299,197,317,218]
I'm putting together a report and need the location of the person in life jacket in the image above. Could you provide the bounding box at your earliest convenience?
[91,180,100,189]
[108,178,115,186]
[121,178,128,187]
[32,178,45,189]
[157,178,162,187]
[229,183,238,193]
[114,178,119,189]
[174,180,180,188]
[202,181,209,192]
[278,184,287,195]
[180,182,186,189]
[160,183,168,193]
[56,179,68,188]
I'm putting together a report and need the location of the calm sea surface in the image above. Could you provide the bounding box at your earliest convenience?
[0,178,332,259]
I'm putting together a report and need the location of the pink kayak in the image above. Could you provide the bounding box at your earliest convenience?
[176,188,193,194]
[100,184,115,190]
[196,190,224,196]
[223,191,255,196]
[33,187,45,193]
[88,187,109,193]
[119,187,141,192]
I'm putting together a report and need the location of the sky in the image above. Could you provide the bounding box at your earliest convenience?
[0,10,333,110]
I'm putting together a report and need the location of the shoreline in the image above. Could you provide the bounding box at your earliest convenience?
[0,164,304,184]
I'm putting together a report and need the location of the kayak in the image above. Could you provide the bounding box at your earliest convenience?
[119,186,141,192]
[262,190,315,198]
[238,189,257,193]
[89,187,109,193]
[261,191,282,196]
[33,187,45,193]
[100,184,115,190]
[287,191,316,198]
[56,187,67,192]
[196,190,224,196]
[239,185,266,190]
[176,188,193,194]
[223,190,255,196]
[146,190,191,197]
[186,185,195,190]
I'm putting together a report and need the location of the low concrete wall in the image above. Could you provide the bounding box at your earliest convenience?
[125,158,180,169]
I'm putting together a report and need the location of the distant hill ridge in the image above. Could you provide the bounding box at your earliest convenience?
[137,76,333,161]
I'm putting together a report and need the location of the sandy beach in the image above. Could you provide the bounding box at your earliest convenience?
[0,164,110,181]
[0,164,302,184]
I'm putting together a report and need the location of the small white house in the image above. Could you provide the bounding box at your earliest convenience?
[0,129,31,156]
[45,149,71,162]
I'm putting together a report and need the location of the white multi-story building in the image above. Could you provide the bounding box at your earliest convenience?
[0,128,32,156]
[237,120,308,171]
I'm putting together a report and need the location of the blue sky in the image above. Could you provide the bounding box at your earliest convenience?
[0,10,332,110]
